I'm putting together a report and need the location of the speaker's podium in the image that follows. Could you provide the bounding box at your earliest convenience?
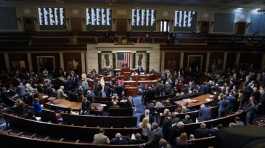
[124,80,138,96]
[120,67,131,80]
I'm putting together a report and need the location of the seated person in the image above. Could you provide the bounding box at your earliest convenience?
[111,133,128,145]
[111,96,120,107]
[52,112,63,124]
[11,99,26,115]
[194,123,212,138]
[56,86,67,99]
[129,133,145,144]
[229,116,244,127]
[182,115,193,124]
[118,97,132,108]
[176,132,191,146]
[155,100,165,109]
[159,138,171,148]
[93,128,110,144]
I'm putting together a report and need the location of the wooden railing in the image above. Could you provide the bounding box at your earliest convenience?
[0,32,264,50]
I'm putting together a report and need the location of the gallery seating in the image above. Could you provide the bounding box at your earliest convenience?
[2,112,142,142]
[0,127,216,148]
[0,128,151,148]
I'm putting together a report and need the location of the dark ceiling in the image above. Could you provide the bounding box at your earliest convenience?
[61,0,265,5]
[2,0,265,6]
[108,0,264,5]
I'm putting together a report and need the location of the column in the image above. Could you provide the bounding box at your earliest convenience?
[130,51,134,69]
[112,52,116,70]
[180,52,184,69]
[86,44,98,72]
[130,52,133,69]
[98,51,102,71]
[146,51,150,72]
[223,52,228,71]
[27,53,33,72]
[262,53,265,70]
[132,52,136,69]
[205,52,210,73]
[236,52,241,67]
[4,52,10,72]
[160,51,165,71]
[81,52,86,73]
[59,52,64,70]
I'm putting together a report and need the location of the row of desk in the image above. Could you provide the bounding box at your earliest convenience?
[44,93,216,113]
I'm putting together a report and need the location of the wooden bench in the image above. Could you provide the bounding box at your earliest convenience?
[2,112,141,142]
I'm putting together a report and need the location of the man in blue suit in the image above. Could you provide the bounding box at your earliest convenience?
[198,104,211,121]
[16,82,26,97]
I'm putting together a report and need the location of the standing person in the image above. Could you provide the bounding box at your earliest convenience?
[139,117,151,140]
[32,97,43,117]
[100,76,105,94]
[81,73,89,96]
[244,96,257,125]
[218,95,227,117]
[16,82,26,98]
[198,104,211,121]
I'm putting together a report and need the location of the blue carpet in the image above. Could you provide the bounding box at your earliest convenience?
[132,95,145,125]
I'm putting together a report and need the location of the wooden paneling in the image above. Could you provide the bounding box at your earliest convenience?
[184,53,206,72]
[116,19,127,32]
[23,17,35,32]
[164,52,180,71]
[209,52,224,72]
[235,22,246,35]
[63,52,81,73]
[70,17,82,33]
[199,21,210,33]
[31,53,60,72]
[240,53,262,70]
[0,54,5,72]
[9,53,28,71]
[226,52,237,70]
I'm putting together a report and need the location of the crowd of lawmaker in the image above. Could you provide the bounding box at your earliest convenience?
[0,67,265,147]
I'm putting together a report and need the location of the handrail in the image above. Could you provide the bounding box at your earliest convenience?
[0,128,150,147]
[1,112,140,130]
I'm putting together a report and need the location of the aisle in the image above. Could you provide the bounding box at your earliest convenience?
[132,95,145,125]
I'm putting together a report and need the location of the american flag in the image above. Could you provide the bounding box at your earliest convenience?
[117,52,130,69]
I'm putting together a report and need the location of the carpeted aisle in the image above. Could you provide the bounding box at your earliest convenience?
[132,95,145,126]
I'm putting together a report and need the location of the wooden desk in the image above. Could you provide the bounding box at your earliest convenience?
[175,94,215,108]
[46,98,82,111]
[37,93,50,104]
[91,103,106,112]
[131,74,159,81]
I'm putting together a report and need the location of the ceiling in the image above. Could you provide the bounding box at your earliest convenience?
[2,0,265,7]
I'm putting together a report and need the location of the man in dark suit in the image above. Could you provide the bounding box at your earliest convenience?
[16,82,26,98]
[93,129,110,144]
[198,104,211,121]
[195,123,212,138]
[110,133,128,145]
[182,115,193,124]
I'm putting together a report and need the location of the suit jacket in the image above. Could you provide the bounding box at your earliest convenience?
[111,137,128,145]
[93,133,110,144]
[198,106,211,121]
[195,128,212,138]
[16,85,26,97]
